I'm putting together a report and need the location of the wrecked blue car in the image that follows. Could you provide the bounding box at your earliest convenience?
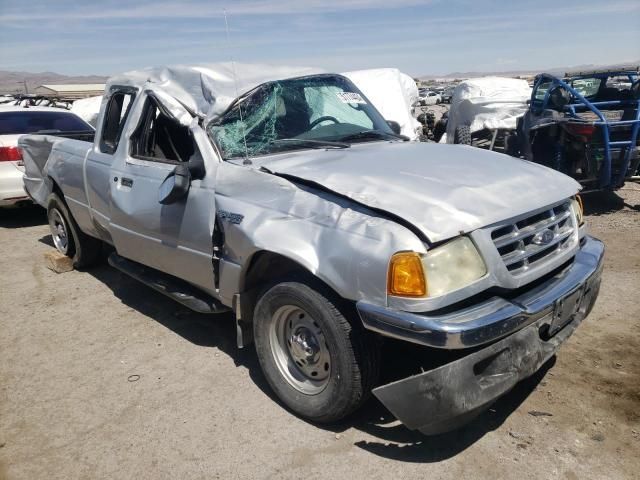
[520,65,640,190]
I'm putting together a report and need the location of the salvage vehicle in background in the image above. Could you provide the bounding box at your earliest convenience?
[443,76,531,154]
[518,66,640,190]
[444,67,640,191]
[418,90,442,106]
[5,94,73,109]
[20,64,604,435]
[0,106,93,206]
[441,87,454,104]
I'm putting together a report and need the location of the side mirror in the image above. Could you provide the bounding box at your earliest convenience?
[386,120,402,135]
[158,164,191,205]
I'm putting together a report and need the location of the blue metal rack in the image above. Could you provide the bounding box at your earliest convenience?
[531,70,640,189]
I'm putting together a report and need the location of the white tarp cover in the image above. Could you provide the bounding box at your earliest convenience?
[444,76,531,143]
[342,68,420,140]
[70,95,103,126]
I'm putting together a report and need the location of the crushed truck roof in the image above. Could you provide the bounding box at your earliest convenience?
[106,63,322,122]
[106,63,421,138]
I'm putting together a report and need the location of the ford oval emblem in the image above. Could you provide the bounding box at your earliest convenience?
[532,228,555,246]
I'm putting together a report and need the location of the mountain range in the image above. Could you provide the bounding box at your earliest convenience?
[0,70,108,94]
[1,61,637,94]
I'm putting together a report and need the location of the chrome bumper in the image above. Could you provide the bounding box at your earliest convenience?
[358,235,604,435]
[357,235,605,349]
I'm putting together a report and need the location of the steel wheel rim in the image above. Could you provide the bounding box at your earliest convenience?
[269,305,331,395]
[49,208,69,254]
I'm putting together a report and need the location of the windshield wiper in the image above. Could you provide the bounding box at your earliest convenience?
[270,138,350,149]
[336,129,409,142]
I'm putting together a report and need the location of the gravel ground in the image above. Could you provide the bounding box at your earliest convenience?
[1,185,639,480]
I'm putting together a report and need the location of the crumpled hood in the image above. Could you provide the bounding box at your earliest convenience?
[255,142,580,243]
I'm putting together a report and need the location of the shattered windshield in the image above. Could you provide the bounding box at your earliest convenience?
[207,74,395,159]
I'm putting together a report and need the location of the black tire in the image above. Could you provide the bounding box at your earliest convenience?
[433,118,448,143]
[46,193,102,268]
[504,130,521,158]
[454,125,472,145]
[253,279,379,423]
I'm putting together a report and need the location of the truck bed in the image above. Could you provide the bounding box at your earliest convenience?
[19,132,94,207]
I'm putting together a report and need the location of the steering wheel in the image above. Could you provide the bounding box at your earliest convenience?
[309,116,340,129]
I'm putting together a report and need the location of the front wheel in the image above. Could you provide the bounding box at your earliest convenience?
[253,280,379,423]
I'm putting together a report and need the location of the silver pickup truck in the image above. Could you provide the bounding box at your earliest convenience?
[20,64,604,435]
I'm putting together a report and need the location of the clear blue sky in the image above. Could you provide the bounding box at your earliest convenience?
[1,0,638,77]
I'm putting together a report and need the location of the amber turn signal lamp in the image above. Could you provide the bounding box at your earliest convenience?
[387,252,427,297]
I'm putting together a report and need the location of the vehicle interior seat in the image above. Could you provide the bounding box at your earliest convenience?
[275,90,311,138]
[153,113,194,162]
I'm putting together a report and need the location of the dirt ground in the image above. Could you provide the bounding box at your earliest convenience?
[1,186,639,480]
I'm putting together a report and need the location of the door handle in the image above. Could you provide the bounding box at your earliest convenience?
[120,177,134,187]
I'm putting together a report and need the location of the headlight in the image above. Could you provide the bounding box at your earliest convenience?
[387,237,487,299]
[423,237,487,297]
[571,195,584,226]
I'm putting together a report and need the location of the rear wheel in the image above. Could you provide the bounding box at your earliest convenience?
[253,279,379,423]
[47,193,102,268]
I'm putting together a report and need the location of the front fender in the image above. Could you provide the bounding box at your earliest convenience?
[214,162,425,305]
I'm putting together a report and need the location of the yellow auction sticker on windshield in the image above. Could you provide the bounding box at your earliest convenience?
[336,92,367,104]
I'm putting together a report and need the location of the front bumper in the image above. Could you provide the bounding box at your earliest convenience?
[358,235,604,435]
[358,236,604,349]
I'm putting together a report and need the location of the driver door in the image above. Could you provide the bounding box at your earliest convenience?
[108,92,219,295]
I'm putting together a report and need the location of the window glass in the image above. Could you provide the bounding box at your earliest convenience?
[570,78,601,97]
[304,85,373,130]
[100,91,134,154]
[605,75,633,89]
[534,81,552,101]
[0,111,92,135]
[208,74,391,159]
[130,96,195,163]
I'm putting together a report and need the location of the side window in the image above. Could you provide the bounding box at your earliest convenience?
[534,81,552,101]
[130,96,195,163]
[571,78,601,98]
[100,90,134,154]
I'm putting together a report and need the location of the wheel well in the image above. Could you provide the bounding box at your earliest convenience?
[241,250,352,318]
[242,251,312,292]
[48,177,64,203]
[237,250,357,347]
